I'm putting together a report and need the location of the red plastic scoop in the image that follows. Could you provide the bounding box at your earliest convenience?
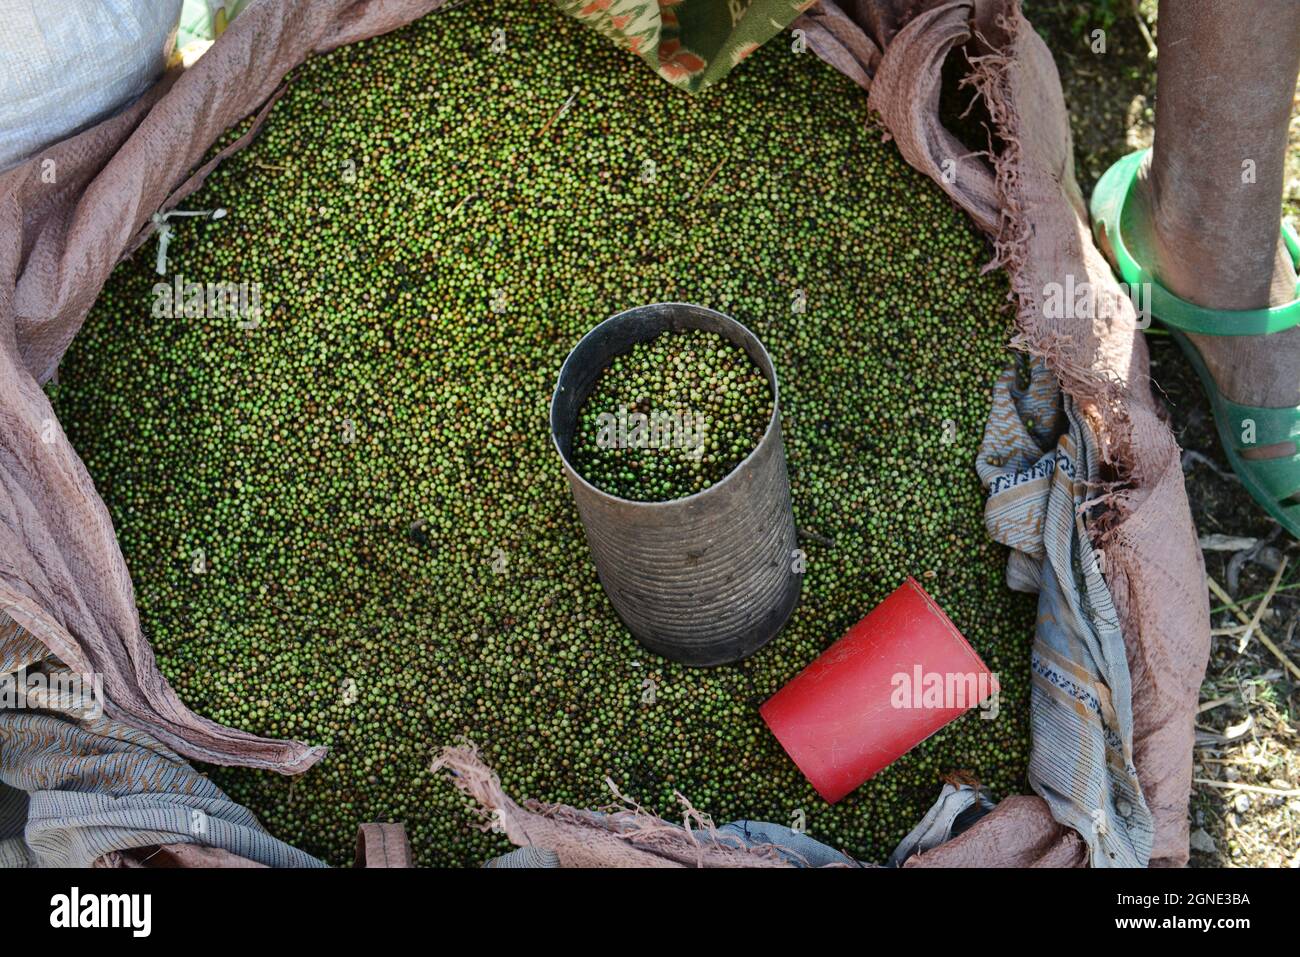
[760,577,998,804]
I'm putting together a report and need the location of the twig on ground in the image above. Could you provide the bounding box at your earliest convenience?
[1194,779,1300,798]
[1196,715,1253,744]
[1198,696,1235,714]
[1206,574,1300,681]
[1182,449,1240,483]
[1236,557,1288,653]
[1211,581,1300,615]
[1199,534,1259,552]
[1132,8,1158,59]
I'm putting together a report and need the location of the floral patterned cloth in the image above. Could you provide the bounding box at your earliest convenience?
[553,0,817,92]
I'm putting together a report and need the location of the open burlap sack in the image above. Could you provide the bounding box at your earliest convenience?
[0,0,450,773]
[0,0,1208,865]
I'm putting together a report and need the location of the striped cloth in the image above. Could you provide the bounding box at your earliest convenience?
[976,361,1153,867]
[0,615,323,868]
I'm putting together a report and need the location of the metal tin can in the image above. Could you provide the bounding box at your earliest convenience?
[550,302,801,666]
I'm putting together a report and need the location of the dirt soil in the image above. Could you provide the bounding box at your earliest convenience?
[1021,0,1300,868]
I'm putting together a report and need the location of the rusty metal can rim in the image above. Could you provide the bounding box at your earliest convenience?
[549,301,783,509]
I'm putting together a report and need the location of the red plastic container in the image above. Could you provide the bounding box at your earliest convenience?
[760,578,998,804]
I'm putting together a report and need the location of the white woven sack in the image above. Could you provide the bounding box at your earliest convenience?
[0,0,182,169]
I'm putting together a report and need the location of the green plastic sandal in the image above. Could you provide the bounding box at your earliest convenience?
[1090,148,1300,537]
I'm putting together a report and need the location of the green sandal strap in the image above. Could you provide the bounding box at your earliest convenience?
[1242,456,1300,500]
[1216,395,1300,453]
[1168,327,1300,522]
[1091,148,1300,337]
[1215,398,1300,504]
